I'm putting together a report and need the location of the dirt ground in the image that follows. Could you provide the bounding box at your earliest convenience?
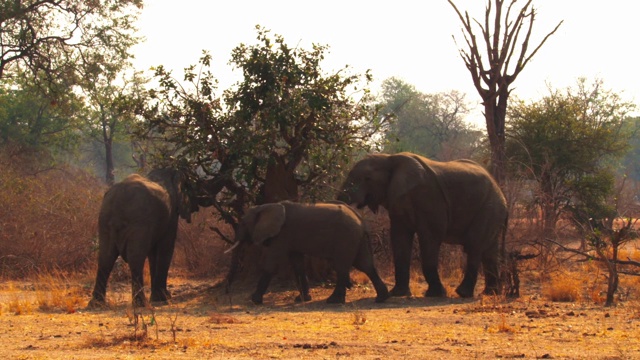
[1,275,639,360]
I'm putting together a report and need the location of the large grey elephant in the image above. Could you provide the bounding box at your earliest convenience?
[230,201,389,305]
[88,168,202,308]
[338,152,507,298]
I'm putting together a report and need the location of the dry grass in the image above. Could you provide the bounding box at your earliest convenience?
[34,271,84,313]
[2,276,640,359]
[544,273,582,302]
[490,314,517,333]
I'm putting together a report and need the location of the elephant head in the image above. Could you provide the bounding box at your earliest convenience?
[339,153,427,213]
[148,168,199,223]
[235,203,286,245]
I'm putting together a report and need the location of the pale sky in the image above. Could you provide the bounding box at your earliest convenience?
[132,1,640,126]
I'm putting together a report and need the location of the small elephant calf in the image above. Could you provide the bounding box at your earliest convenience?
[233,201,389,304]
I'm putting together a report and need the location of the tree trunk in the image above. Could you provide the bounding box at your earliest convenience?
[104,138,115,186]
[605,244,619,307]
[484,98,507,186]
[540,173,557,240]
[102,117,115,186]
[261,155,299,204]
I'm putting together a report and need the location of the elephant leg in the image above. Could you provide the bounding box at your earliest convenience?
[353,242,389,303]
[129,256,148,308]
[419,235,446,297]
[456,251,480,298]
[88,241,119,308]
[326,269,350,304]
[150,237,175,304]
[251,271,273,305]
[252,248,285,305]
[389,219,414,297]
[148,251,159,299]
[290,253,311,303]
[481,242,500,296]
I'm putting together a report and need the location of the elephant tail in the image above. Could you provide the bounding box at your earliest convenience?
[108,219,128,262]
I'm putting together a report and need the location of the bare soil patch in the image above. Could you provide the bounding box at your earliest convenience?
[1,275,639,359]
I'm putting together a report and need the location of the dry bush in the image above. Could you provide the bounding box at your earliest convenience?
[544,273,582,302]
[173,209,233,278]
[0,159,104,278]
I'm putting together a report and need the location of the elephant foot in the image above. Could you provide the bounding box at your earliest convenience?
[326,294,346,304]
[327,296,346,304]
[150,299,170,306]
[251,293,264,305]
[482,286,500,296]
[374,291,390,303]
[87,297,107,309]
[425,285,447,297]
[150,292,170,304]
[133,297,148,308]
[455,285,474,298]
[295,293,312,303]
[389,286,411,297]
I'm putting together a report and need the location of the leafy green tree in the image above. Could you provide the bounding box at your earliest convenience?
[0,0,144,176]
[620,117,640,182]
[140,27,384,229]
[0,0,142,82]
[379,77,483,161]
[79,61,148,185]
[0,70,83,163]
[506,79,634,238]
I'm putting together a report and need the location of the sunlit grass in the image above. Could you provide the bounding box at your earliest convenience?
[544,274,582,302]
[35,271,84,313]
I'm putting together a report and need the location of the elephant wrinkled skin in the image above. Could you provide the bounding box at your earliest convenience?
[232,201,389,305]
[338,152,507,298]
[88,168,200,308]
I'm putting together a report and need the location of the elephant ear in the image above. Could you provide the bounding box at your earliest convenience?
[252,203,286,245]
[387,154,427,201]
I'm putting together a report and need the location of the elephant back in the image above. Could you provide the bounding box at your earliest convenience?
[100,174,171,225]
[280,201,366,256]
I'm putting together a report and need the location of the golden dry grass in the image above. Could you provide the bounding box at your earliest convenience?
[544,273,583,302]
[1,270,639,359]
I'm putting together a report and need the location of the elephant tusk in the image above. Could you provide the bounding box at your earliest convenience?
[224,241,241,254]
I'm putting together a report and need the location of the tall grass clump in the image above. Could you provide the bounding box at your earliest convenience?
[544,273,582,302]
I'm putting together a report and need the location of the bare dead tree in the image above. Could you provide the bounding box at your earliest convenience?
[447,0,563,185]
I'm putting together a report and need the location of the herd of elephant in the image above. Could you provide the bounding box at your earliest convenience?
[87,152,508,308]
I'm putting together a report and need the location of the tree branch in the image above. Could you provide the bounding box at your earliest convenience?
[544,237,640,267]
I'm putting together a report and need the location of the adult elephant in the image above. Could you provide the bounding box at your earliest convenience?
[88,168,203,308]
[228,201,389,305]
[338,152,507,298]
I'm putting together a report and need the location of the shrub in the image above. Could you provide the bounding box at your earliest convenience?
[544,274,582,302]
[0,159,104,277]
[173,210,232,278]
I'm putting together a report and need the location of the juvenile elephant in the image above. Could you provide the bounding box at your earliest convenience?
[230,201,389,305]
[88,168,201,308]
[338,152,507,298]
